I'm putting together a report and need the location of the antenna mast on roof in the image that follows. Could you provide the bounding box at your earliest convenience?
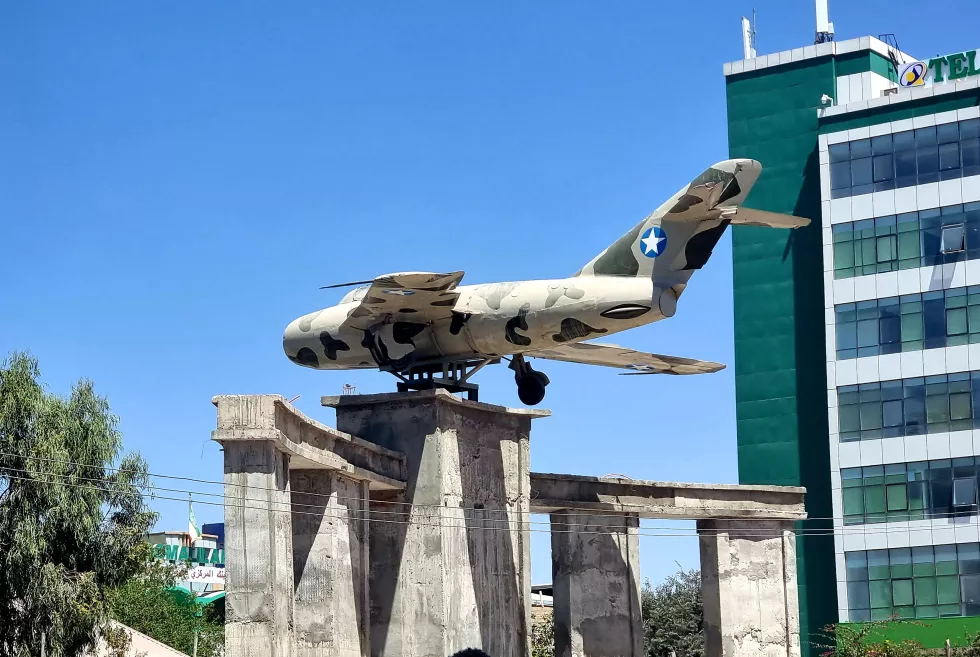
[740,9,756,59]
[815,0,835,44]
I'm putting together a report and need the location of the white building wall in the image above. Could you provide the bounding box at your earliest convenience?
[820,104,980,622]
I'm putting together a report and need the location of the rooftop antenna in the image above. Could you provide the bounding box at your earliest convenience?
[815,0,835,44]
[740,9,756,59]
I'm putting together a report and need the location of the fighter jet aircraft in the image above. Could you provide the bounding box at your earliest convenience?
[282,159,808,405]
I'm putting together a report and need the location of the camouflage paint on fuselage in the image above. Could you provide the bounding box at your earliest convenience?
[282,159,770,373]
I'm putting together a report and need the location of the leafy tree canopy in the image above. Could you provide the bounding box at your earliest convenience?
[108,557,224,657]
[642,567,703,657]
[0,352,157,656]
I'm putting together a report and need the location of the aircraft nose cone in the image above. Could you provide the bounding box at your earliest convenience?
[283,318,320,368]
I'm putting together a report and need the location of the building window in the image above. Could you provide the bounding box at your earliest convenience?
[838,372,980,441]
[834,286,980,359]
[839,458,980,524]
[828,118,980,199]
[833,203,980,279]
[942,224,966,253]
[845,544,980,621]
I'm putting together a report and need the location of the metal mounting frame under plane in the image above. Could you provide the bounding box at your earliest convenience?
[388,357,499,401]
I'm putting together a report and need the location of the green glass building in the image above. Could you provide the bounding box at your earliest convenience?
[725,34,980,652]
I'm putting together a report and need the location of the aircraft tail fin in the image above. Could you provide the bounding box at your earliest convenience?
[574,159,805,281]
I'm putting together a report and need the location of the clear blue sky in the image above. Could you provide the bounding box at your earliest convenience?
[1,1,976,587]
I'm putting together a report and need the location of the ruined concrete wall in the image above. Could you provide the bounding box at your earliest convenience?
[224,441,295,657]
[335,395,532,657]
[291,470,371,657]
[698,519,800,657]
[550,512,642,657]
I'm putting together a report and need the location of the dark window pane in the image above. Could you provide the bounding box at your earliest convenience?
[838,320,858,351]
[847,551,869,579]
[858,318,879,349]
[924,295,947,347]
[881,316,901,346]
[861,402,883,431]
[938,122,960,144]
[940,142,961,172]
[949,307,969,336]
[849,581,871,609]
[918,144,940,184]
[963,139,979,174]
[893,579,914,606]
[840,405,861,434]
[963,119,980,140]
[877,234,898,262]
[883,399,904,428]
[953,478,977,506]
[851,138,872,159]
[943,224,967,253]
[831,161,851,190]
[963,574,980,616]
[852,157,873,187]
[887,483,908,511]
[874,154,895,182]
[961,544,980,575]
[872,135,894,155]
[916,126,938,146]
[895,148,917,186]
[843,487,865,518]
[830,142,850,163]
[938,574,960,604]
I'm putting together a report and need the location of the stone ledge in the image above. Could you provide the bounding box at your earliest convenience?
[530,472,806,520]
[212,394,406,490]
[322,388,552,418]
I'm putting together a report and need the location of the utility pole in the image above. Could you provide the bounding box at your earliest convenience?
[41,632,45,657]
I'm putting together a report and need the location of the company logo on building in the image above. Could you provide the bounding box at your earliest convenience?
[898,61,927,87]
[897,49,980,87]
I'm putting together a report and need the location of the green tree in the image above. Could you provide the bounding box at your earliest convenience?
[642,567,703,657]
[531,610,555,657]
[0,352,158,656]
[108,555,224,657]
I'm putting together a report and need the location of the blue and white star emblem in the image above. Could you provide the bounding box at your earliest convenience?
[639,226,667,258]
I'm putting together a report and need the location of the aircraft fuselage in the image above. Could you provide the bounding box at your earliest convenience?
[282,275,679,372]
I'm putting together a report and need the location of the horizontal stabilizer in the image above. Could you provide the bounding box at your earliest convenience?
[525,342,725,375]
[724,207,810,229]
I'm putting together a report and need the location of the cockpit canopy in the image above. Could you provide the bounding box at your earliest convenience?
[339,285,369,304]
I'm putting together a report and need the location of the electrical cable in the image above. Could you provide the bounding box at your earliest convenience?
[5,466,980,540]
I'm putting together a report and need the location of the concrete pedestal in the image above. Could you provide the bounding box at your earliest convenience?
[291,470,371,657]
[697,519,800,657]
[550,512,642,657]
[224,441,295,657]
[325,390,546,657]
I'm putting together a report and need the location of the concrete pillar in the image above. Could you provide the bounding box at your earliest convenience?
[550,512,642,657]
[697,519,800,657]
[223,441,295,657]
[327,390,541,657]
[291,470,371,657]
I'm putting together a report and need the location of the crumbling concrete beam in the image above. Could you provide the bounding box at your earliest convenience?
[530,473,806,520]
[212,394,406,490]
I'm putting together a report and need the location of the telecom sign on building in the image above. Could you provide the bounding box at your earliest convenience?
[898,49,980,87]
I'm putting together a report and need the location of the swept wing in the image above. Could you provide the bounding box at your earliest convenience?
[341,271,465,329]
[525,342,724,375]
[722,206,810,229]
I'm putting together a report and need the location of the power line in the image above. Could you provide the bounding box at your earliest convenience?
[6,467,980,541]
[0,450,834,524]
